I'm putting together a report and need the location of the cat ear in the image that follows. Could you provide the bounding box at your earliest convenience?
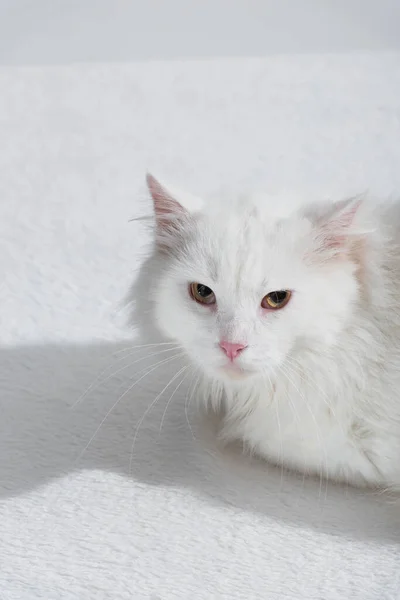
[307,196,364,255]
[147,173,186,223]
[146,173,202,249]
[147,173,202,219]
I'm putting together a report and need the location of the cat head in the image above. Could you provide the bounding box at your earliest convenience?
[146,174,367,384]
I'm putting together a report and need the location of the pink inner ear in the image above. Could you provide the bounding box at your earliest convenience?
[319,198,362,250]
[146,173,186,219]
[322,231,346,250]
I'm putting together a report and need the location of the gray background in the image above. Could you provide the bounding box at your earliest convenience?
[0,0,399,65]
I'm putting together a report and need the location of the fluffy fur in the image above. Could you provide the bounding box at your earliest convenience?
[137,173,400,488]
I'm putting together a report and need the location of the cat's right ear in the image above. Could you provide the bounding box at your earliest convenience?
[146,173,202,249]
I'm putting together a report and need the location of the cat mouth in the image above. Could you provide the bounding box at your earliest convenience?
[219,363,253,380]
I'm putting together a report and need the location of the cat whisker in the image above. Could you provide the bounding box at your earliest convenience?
[129,364,189,475]
[185,370,202,442]
[267,366,307,496]
[112,341,180,357]
[72,345,182,409]
[284,355,346,438]
[278,363,329,503]
[159,367,193,434]
[128,214,153,223]
[284,356,337,414]
[75,352,185,464]
[264,372,285,492]
[282,391,309,500]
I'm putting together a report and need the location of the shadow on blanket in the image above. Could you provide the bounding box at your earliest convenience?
[0,336,399,546]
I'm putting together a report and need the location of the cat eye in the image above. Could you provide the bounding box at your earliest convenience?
[189,282,216,305]
[261,290,291,310]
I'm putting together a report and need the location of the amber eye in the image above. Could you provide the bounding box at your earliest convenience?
[261,290,291,310]
[189,283,216,305]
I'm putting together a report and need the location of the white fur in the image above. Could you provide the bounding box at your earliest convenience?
[143,175,400,488]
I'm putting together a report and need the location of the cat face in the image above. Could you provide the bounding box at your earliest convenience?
[147,175,362,384]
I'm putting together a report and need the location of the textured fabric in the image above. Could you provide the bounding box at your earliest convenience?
[0,56,400,599]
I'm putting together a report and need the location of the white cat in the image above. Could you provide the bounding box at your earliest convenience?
[138,173,400,489]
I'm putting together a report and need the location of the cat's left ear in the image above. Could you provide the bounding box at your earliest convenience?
[307,196,365,254]
[147,173,203,221]
[146,173,203,250]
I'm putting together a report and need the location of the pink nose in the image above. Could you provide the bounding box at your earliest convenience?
[219,341,247,361]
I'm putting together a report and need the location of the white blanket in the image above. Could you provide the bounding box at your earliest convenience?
[1,55,400,599]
